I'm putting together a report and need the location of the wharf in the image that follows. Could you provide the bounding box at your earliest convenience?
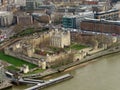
[25,74,73,90]
[18,78,45,84]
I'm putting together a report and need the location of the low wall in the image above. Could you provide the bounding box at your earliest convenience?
[4,48,39,65]
[58,46,120,71]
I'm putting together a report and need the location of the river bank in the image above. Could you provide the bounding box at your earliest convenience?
[23,45,120,79]
[41,51,120,90]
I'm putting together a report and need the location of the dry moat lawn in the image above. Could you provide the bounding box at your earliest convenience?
[0,51,37,69]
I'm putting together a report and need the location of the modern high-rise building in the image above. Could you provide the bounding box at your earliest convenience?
[26,0,43,10]
[62,16,76,29]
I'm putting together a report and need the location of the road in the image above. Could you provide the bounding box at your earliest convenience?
[0,38,22,50]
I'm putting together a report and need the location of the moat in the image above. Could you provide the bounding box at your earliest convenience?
[10,52,120,90]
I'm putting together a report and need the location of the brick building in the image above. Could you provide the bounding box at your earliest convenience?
[16,13,33,25]
[80,19,120,34]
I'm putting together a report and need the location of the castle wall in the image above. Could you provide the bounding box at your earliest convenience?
[4,30,71,67]
[4,47,39,65]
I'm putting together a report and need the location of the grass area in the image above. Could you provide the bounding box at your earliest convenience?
[12,28,49,38]
[49,44,87,53]
[49,47,65,53]
[70,43,87,50]
[19,28,49,36]
[19,28,34,36]
[65,43,87,51]
[24,68,44,75]
[5,65,19,71]
[0,51,37,69]
[50,47,60,52]
[11,28,35,38]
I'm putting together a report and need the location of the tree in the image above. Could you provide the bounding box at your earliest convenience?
[95,35,113,48]
[50,52,74,68]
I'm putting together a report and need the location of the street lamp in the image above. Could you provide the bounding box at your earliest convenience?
[100,19,105,48]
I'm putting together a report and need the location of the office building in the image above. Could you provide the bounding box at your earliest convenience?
[62,16,76,28]
[80,18,120,34]
[0,11,13,27]
[62,11,94,29]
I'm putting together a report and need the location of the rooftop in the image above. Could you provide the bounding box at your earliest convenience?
[0,11,12,16]
[95,9,119,15]
[83,18,120,25]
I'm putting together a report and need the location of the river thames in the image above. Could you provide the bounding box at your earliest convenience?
[43,52,120,90]
[11,52,120,90]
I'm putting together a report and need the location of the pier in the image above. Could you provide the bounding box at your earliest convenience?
[18,78,45,84]
[7,73,72,90]
[25,74,73,90]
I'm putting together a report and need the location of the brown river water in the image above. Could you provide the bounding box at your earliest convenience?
[11,52,120,90]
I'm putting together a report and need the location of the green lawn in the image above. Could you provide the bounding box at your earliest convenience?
[0,51,37,69]
[19,28,34,36]
[70,44,87,50]
[6,65,19,71]
[18,28,49,36]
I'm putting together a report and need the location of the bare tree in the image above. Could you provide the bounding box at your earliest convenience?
[13,25,24,34]
[95,35,112,48]
[50,52,74,68]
